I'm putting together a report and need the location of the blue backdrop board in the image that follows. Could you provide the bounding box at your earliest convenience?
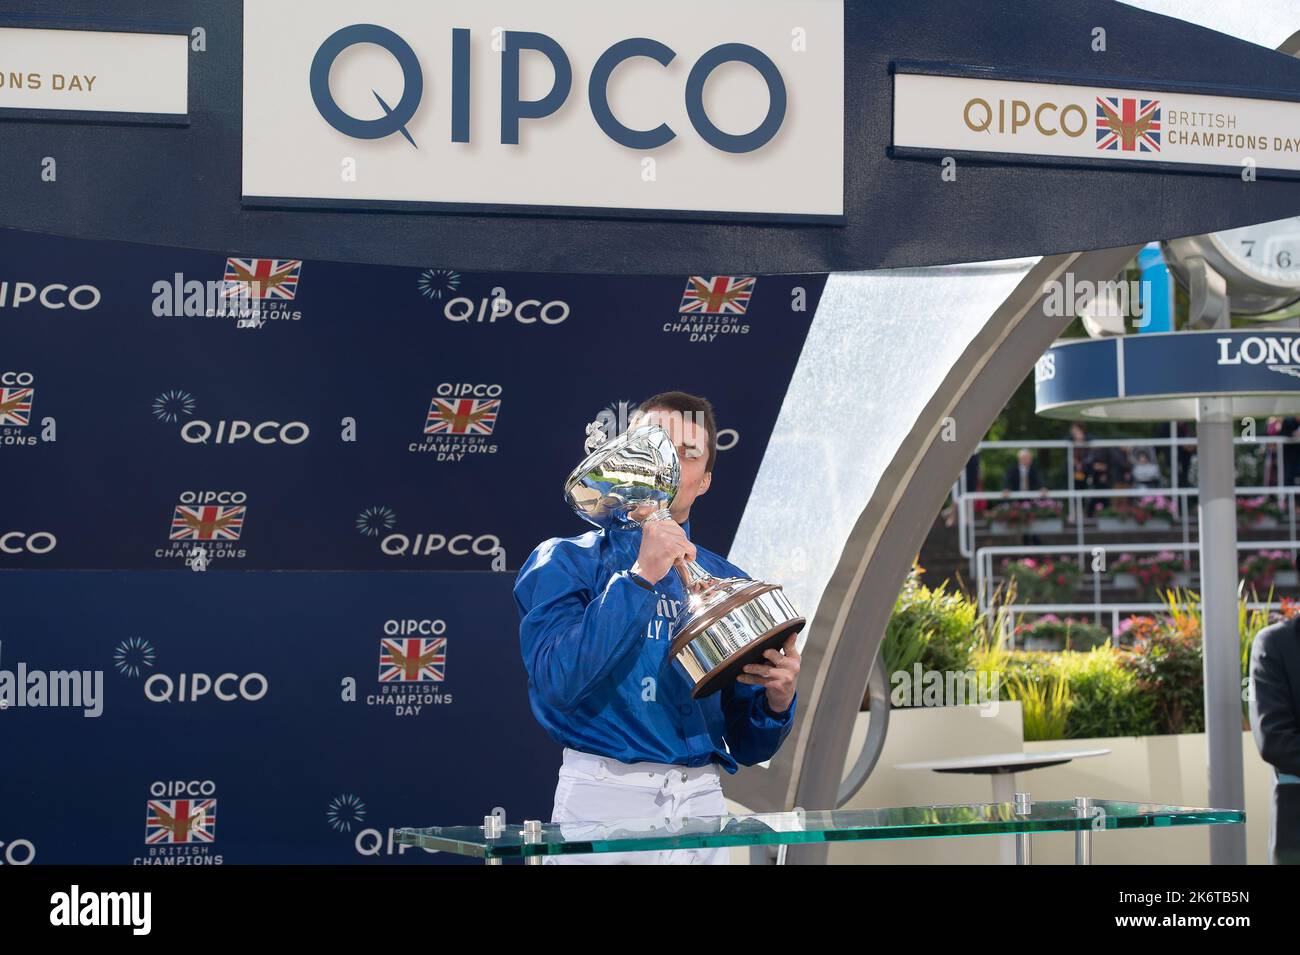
[0,226,827,864]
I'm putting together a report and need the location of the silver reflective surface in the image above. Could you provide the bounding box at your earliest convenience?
[675,587,802,684]
[563,424,679,531]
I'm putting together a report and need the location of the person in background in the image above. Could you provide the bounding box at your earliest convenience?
[1249,612,1300,864]
[1265,418,1282,489]
[1069,423,1090,523]
[1081,436,1112,519]
[1175,421,1195,488]
[1002,448,1043,495]
[1112,446,1135,489]
[1130,447,1162,488]
[1002,448,1047,545]
[1281,418,1300,519]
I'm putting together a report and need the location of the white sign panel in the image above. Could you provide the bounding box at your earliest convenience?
[894,72,1300,173]
[0,27,187,115]
[242,0,844,219]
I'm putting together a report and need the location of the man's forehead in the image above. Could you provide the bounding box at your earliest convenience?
[637,408,707,448]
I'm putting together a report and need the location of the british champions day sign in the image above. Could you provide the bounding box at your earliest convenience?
[893,66,1300,178]
[242,0,845,221]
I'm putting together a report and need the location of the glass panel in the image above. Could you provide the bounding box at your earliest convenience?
[397,800,1244,859]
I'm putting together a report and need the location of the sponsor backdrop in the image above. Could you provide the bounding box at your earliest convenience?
[0,227,828,863]
[7,1,1300,273]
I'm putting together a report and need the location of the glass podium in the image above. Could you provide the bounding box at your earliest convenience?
[396,797,1245,864]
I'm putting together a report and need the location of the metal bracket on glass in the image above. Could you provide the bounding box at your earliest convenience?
[523,819,543,867]
[1074,796,1093,866]
[482,807,507,865]
[1013,792,1032,865]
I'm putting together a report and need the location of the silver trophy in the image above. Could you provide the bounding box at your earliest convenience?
[564,422,805,698]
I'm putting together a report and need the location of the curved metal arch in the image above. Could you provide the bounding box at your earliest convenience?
[723,245,1143,862]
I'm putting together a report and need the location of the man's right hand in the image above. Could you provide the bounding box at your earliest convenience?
[632,507,696,584]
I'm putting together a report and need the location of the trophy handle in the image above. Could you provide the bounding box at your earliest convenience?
[640,507,718,595]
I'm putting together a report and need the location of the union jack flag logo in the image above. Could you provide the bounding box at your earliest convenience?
[146,799,217,844]
[680,276,756,315]
[222,258,303,300]
[170,505,246,541]
[1096,97,1161,152]
[425,397,499,435]
[379,637,447,682]
[0,387,33,426]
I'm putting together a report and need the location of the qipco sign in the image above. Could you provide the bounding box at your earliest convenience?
[242,0,844,219]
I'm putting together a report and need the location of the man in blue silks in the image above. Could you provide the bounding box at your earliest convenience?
[514,391,801,864]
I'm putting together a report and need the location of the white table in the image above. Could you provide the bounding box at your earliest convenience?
[895,749,1112,863]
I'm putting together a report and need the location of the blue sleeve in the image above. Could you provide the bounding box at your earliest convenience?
[514,539,659,714]
[721,680,797,766]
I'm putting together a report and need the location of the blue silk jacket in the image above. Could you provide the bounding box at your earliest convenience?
[514,517,797,774]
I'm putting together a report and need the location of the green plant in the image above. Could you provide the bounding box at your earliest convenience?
[1053,645,1154,738]
[1124,591,1206,735]
[881,564,982,681]
[1004,667,1072,741]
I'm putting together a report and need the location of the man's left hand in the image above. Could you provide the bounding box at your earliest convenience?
[737,633,800,714]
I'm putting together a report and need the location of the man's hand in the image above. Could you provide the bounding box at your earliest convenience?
[737,632,800,714]
[631,505,696,584]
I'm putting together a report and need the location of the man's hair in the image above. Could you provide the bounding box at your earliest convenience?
[631,391,718,472]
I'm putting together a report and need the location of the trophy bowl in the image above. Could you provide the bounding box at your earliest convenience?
[564,421,804,698]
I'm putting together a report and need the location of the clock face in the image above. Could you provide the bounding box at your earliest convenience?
[1207,216,1300,292]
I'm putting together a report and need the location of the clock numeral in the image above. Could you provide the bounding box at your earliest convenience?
[1279,250,1294,270]
[1242,239,1255,258]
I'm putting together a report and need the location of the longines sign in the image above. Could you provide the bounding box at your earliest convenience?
[894,67,1300,176]
[1036,331,1300,422]
[241,0,845,220]
[0,26,187,118]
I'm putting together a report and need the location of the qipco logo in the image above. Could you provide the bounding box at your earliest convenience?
[443,295,569,326]
[0,281,100,311]
[144,672,269,703]
[309,24,787,154]
[150,780,217,798]
[0,531,57,555]
[0,839,35,865]
[180,420,311,445]
[380,532,501,558]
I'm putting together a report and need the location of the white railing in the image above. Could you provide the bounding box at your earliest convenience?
[952,430,1300,608]
[952,429,1300,629]
[996,601,1280,647]
[975,539,1298,632]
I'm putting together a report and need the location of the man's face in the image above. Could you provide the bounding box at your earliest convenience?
[635,407,712,521]
[1018,451,1032,467]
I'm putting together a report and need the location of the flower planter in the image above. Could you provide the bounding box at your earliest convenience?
[1172,572,1192,588]
[1273,570,1298,587]
[1111,573,1137,588]
[1022,635,1065,652]
[1241,516,1279,530]
[988,518,1063,535]
[1096,516,1175,532]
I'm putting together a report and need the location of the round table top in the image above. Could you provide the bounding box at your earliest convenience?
[893,749,1112,774]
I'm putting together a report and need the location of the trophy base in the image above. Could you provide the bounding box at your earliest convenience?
[670,581,806,699]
